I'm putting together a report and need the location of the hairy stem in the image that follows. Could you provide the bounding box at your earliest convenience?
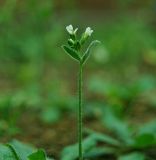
[78,63,83,160]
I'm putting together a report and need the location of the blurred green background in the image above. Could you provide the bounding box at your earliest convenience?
[0,0,156,156]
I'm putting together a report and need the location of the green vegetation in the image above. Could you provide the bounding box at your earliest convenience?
[0,140,54,160]
[0,0,156,160]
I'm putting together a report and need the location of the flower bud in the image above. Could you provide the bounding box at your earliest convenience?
[68,39,75,46]
[80,27,93,45]
[84,27,93,37]
[66,25,78,35]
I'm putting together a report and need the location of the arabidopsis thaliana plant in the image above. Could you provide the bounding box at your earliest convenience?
[66,25,78,35]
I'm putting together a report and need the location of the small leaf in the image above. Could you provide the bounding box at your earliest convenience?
[92,132,121,146]
[0,144,17,160]
[8,140,35,160]
[82,40,100,64]
[61,135,97,160]
[40,108,61,124]
[84,147,115,159]
[101,106,134,145]
[118,152,145,160]
[61,132,119,160]
[138,120,156,135]
[133,133,156,148]
[28,149,46,160]
[62,45,80,61]
[84,128,121,146]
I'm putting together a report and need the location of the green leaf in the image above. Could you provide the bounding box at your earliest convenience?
[3,140,54,160]
[82,40,100,64]
[40,108,61,124]
[84,147,115,159]
[92,132,121,146]
[8,140,35,160]
[61,131,119,160]
[138,120,156,135]
[0,144,17,160]
[85,129,121,146]
[133,133,156,148]
[61,135,97,160]
[28,149,46,160]
[118,152,145,160]
[102,107,133,145]
[62,45,80,62]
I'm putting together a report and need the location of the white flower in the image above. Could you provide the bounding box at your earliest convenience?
[85,27,93,37]
[66,25,78,35]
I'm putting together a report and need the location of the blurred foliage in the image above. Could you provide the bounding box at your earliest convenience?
[94,17,156,67]
[62,106,156,160]
[0,140,54,160]
[0,0,156,159]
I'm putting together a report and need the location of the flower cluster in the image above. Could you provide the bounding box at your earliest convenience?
[66,25,93,37]
[66,25,94,51]
[62,24,99,65]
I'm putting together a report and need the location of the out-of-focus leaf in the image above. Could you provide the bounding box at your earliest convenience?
[61,135,97,160]
[0,144,17,160]
[102,107,133,145]
[2,140,54,160]
[87,77,130,100]
[84,129,120,146]
[28,149,46,160]
[88,77,111,94]
[62,45,80,61]
[84,147,115,159]
[8,140,35,160]
[61,144,77,160]
[132,76,156,93]
[138,120,156,135]
[40,108,61,124]
[133,133,156,148]
[118,152,145,160]
[61,130,120,160]
[93,132,121,146]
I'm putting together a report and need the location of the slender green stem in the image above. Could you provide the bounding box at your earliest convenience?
[78,63,83,160]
